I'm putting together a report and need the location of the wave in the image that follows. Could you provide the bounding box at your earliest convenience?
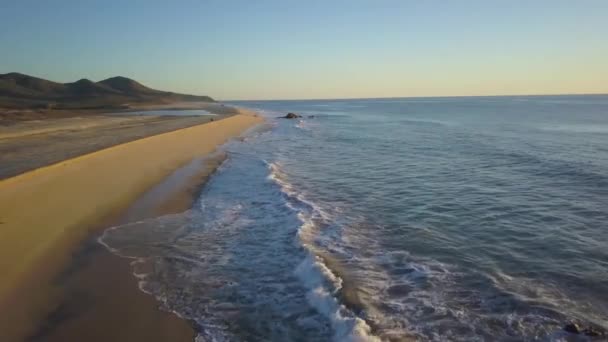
[98,148,380,341]
[295,255,380,342]
[401,117,454,127]
[267,162,381,342]
[266,161,587,340]
[539,124,608,134]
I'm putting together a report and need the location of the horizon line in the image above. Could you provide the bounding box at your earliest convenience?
[4,71,606,102]
[223,92,608,102]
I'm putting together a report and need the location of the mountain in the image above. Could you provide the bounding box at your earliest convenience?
[97,76,161,95]
[0,72,214,109]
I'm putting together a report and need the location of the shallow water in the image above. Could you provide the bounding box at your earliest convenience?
[101,95,608,341]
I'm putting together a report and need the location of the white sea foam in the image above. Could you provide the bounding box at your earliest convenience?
[267,162,332,223]
[295,119,310,131]
[294,255,381,342]
[267,161,382,342]
[539,124,608,134]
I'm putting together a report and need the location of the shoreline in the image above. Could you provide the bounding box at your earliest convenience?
[30,153,229,342]
[0,102,248,180]
[0,110,263,341]
[0,115,225,180]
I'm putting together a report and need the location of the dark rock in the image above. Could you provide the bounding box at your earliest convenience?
[308,115,315,118]
[283,112,301,119]
[564,322,581,334]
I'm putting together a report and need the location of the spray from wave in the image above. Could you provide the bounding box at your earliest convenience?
[267,162,381,342]
[97,131,381,342]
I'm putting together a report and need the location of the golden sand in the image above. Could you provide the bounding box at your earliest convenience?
[0,113,262,341]
[28,155,230,342]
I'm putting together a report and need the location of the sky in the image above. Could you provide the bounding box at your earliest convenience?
[1,1,607,100]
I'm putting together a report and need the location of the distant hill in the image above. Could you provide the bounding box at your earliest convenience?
[0,72,214,109]
[98,76,161,95]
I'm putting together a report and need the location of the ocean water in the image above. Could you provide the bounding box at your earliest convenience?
[100,95,608,341]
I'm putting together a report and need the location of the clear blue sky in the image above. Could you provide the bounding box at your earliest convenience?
[1,1,606,100]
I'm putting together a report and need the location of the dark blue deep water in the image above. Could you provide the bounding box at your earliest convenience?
[102,95,608,341]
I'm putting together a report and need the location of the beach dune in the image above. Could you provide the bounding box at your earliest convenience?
[0,112,262,341]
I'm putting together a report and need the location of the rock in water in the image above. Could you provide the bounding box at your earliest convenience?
[564,322,581,334]
[283,113,301,119]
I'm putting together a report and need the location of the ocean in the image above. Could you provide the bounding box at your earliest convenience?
[100,95,608,341]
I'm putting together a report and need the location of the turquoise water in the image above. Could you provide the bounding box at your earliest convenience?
[102,95,608,341]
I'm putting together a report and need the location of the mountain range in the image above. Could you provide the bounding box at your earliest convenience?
[0,72,214,109]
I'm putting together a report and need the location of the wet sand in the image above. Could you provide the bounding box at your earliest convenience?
[27,155,227,342]
[0,112,263,341]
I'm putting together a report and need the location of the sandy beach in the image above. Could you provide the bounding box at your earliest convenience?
[0,92,240,125]
[0,110,263,341]
[0,114,223,179]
